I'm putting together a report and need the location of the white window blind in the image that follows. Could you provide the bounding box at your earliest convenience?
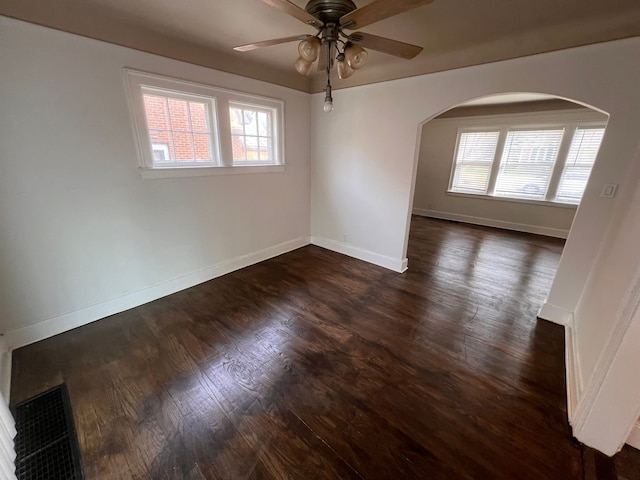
[451,131,499,194]
[555,127,605,203]
[494,129,564,199]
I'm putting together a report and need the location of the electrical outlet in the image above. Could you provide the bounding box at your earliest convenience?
[601,184,618,198]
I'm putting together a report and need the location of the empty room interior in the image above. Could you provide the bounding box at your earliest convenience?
[1,0,640,478]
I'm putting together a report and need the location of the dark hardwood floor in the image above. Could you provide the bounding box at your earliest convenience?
[10,217,638,479]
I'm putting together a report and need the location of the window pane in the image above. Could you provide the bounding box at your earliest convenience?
[229,107,244,135]
[494,129,563,199]
[149,130,174,162]
[556,128,604,203]
[244,111,258,136]
[173,132,195,161]
[259,137,272,161]
[232,135,246,161]
[245,136,259,160]
[193,134,212,162]
[453,164,493,193]
[151,143,171,163]
[143,95,170,130]
[167,98,189,132]
[189,102,210,133]
[451,131,499,193]
[258,111,271,136]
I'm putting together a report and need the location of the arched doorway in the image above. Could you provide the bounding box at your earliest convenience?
[404,93,610,321]
[409,92,608,243]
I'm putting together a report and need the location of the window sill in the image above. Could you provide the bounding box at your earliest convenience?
[446,191,578,209]
[138,165,285,180]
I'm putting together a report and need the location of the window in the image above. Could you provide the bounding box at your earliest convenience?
[124,70,284,178]
[494,129,564,200]
[142,89,217,167]
[229,103,276,164]
[556,127,605,203]
[449,118,606,205]
[451,131,499,194]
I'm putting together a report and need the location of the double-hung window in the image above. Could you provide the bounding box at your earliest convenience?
[142,88,218,167]
[493,128,564,200]
[555,127,605,203]
[229,103,276,164]
[125,70,284,178]
[451,131,499,194]
[449,114,606,205]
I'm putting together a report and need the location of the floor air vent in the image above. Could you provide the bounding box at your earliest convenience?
[12,384,84,480]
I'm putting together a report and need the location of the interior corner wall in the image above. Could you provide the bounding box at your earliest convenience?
[310,36,640,318]
[0,17,311,347]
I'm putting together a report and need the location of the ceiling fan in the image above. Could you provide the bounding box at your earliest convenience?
[234,0,434,111]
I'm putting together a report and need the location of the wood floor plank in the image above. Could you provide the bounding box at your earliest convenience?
[13,216,639,479]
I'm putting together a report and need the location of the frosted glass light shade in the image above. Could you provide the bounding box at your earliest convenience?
[294,57,313,76]
[345,44,368,70]
[298,37,321,62]
[337,58,354,80]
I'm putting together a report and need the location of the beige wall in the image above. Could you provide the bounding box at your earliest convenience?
[412,107,608,238]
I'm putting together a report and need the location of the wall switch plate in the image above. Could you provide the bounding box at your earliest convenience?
[601,184,618,198]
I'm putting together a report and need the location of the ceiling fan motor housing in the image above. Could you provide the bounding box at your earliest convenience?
[305,0,357,24]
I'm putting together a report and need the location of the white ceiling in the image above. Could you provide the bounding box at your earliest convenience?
[2,0,640,93]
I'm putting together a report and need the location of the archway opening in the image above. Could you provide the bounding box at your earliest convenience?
[406,92,609,323]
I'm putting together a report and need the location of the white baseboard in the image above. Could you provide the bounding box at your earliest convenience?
[0,338,10,403]
[412,208,569,239]
[564,315,583,422]
[627,421,640,450]
[310,236,407,273]
[4,236,310,350]
[538,302,573,326]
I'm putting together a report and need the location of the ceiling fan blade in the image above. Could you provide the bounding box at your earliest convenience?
[340,0,434,30]
[234,34,312,52]
[261,0,323,28]
[349,32,423,59]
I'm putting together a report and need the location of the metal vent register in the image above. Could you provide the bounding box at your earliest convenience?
[12,385,84,480]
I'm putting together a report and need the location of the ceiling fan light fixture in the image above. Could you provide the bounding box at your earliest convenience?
[237,0,431,111]
[324,84,334,113]
[344,43,368,70]
[298,36,321,62]
[294,57,314,76]
[336,53,355,80]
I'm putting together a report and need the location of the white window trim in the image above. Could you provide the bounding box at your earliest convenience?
[123,69,285,178]
[446,110,607,206]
